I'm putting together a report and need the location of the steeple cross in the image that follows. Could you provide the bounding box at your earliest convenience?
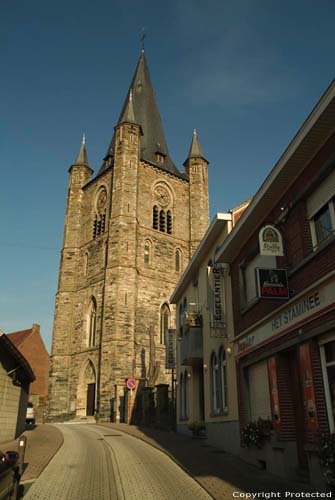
[140,28,146,51]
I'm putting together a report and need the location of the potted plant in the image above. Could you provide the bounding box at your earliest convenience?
[241,418,272,448]
[188,421,206,438]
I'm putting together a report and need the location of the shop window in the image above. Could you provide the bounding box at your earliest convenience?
[87,297,97,347]
[160,303,170,344]
[320,338,335,432]
[248,360,272,421]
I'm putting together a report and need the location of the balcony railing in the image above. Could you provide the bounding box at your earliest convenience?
[180,324,203,366]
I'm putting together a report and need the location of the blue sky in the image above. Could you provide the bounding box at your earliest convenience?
[1,0,334,351]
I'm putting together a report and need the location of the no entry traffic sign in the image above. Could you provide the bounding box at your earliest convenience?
[126,377,137,391]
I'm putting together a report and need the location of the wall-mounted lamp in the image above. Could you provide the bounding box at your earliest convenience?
[226,346,232,355]
[203,363,208,371]
[187,372,191,379]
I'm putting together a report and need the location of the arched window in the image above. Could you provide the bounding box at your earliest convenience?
[87,297,97,347]
[159,210,165,232]
[179,303,184,338]
[210,352,221,414]
[160,303,170,344]
[219,347,228,412]
[167,210,172,234]
[184,370,188,419]
[175,249,182,272]
[179,373,184,419]
[144,240,151,265]
[84,252,89,276]
[103,240,108,267]
[153,206,159,230]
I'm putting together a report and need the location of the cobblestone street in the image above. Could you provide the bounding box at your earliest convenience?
[23,424,212,500]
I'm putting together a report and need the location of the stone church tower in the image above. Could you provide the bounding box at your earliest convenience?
[48,50,209,422]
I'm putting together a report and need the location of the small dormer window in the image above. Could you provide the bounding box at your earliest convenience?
[156,153,164,164]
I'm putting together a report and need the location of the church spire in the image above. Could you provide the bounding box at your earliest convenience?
[99,51,180,176]
[73,134,90,168]
[119,90,137,125]
[184,129,208,166]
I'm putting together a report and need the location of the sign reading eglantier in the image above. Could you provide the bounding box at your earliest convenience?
[259,225,284,256]
[166,329,176,369]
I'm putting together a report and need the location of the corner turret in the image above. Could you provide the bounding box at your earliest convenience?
[184,129,209,254]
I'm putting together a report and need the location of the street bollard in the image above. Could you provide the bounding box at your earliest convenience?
[18,435,27,476]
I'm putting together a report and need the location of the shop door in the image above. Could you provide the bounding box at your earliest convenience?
[288,350,308,470]
[86,383,95,416]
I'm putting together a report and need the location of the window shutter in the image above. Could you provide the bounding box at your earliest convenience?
[248,360,271,421]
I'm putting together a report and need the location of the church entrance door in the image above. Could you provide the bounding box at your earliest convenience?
[86,383,96,416]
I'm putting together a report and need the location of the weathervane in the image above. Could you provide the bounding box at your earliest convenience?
[140,28,146,52]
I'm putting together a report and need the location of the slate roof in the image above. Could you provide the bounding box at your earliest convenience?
[98,50,181,177]
[73,135,90,168]
[183,129,208,166]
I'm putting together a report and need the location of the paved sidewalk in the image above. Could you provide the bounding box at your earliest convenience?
[99,423,314,500]
[0,424,63,482]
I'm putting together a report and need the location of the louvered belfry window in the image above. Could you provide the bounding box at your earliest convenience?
[153,205,159,230]
[159,210,166,232]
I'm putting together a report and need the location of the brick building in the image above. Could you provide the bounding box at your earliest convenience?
[216,80,335,488]
[0,330,35,442]
[8,324,50,421]
[48,50,209,422]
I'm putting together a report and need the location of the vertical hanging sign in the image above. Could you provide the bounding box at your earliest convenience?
[259,225,284,256]
[267,357,281,432]
[166,329,176,369]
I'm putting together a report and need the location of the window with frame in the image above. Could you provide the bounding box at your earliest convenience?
[210,348,228,415]
[87,297,97,347]
[307,169,335,250]
[219,347,228,412]
[310,200,335,249]
[320,338,335,433]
